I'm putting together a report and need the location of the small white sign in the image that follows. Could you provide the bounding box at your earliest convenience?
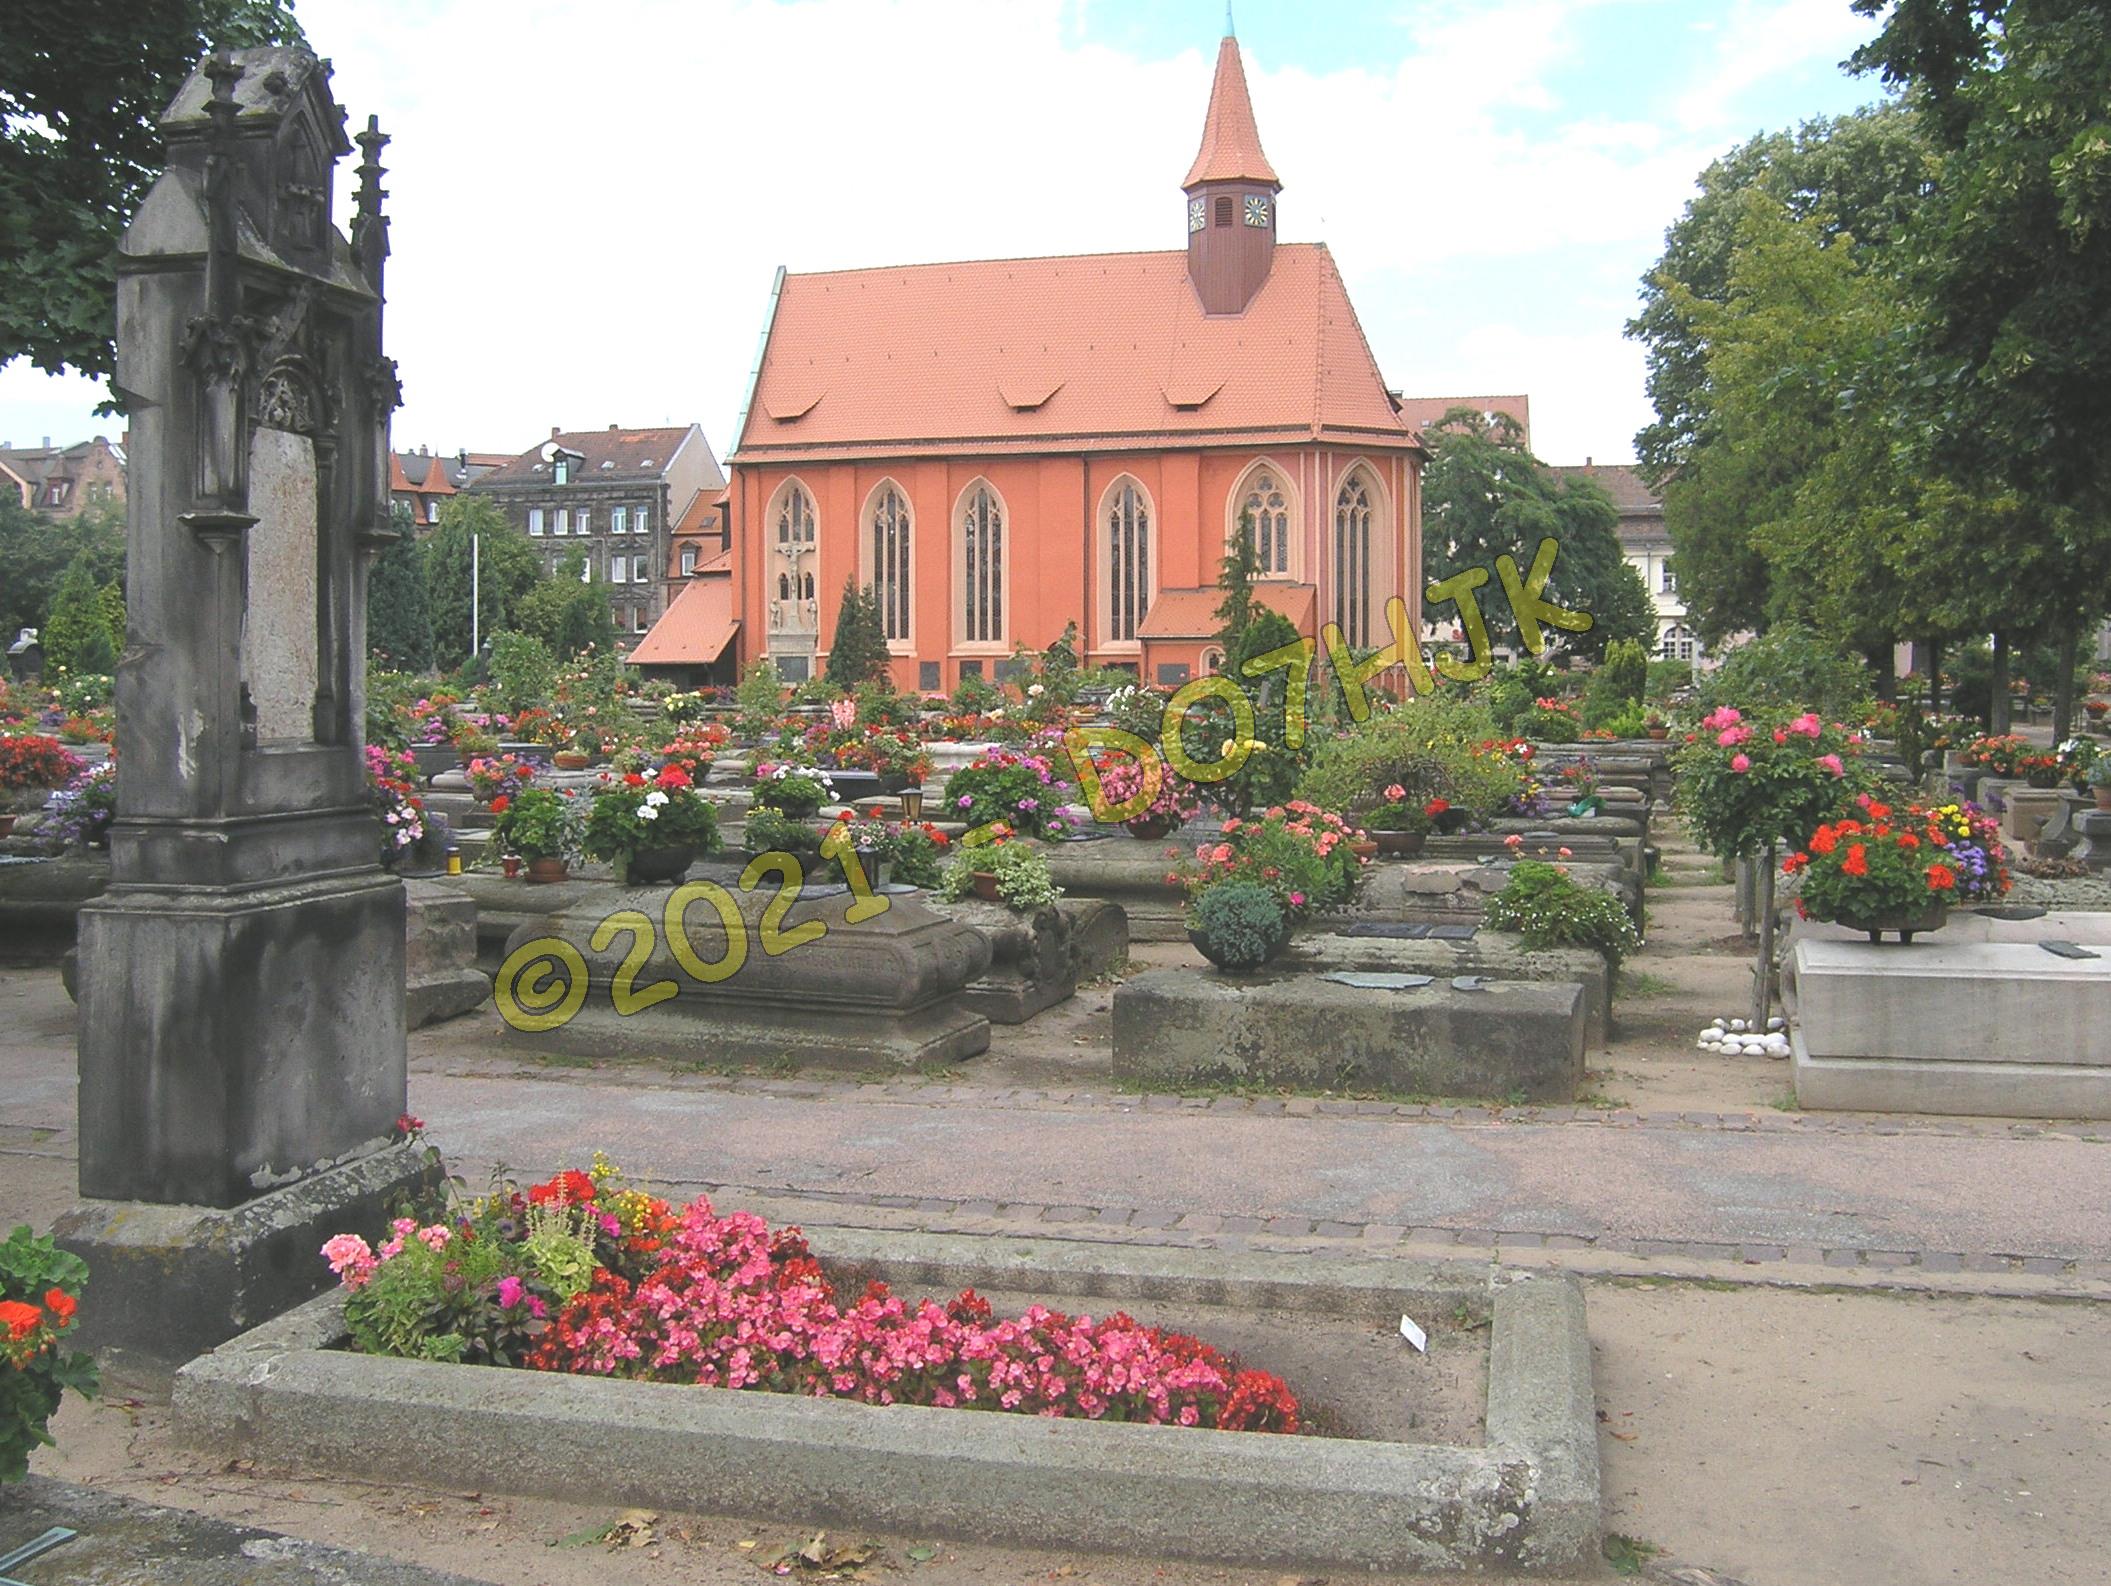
[1399,1313,1427,1353]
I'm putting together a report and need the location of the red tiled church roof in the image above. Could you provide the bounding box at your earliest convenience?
[630,574,737,666]
[1183,35,1279,189]
[1136,582,1316,640]
[735,244,1417,462]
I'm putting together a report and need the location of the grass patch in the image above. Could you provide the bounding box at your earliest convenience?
[1110,1075,1543,1109]
[675,1053,801,1079]
[1603,1534,1661,1575]
[1769,1089,1801,1112]
[1576,1090,1631,1110]
[1616,969,1678,999]
[526,1052,598,1070]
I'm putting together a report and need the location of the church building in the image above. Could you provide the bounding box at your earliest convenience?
[710,33,1426,689]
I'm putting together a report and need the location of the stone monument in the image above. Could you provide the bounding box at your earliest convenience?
[56,47,432,1376]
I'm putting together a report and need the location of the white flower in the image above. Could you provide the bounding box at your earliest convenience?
[1028,684,1044,697]
[636,804,659,821]
[646,791,669,807]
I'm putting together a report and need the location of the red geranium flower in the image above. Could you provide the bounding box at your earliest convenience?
[488,794,509,814]
[1927,863,1957,891]
[42,1287,77,1324]
[1841,843,1869,877]
[0,1299,41,1340]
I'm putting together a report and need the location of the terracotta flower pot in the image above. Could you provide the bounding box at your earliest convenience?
[1347,839,1379,862]
[1125,811,1176,840]
[1646,727,1669,741]
[525,856,569,885]
[553,751,590,771]
[501,855,522,879]
[0,814,15,840]
[2095,788,2111,812]
[971,871,1002,902]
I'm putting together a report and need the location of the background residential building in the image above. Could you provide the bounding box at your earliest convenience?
[389,445,510,529]
[468,424,724,640]
[1553,458,1697,661]
[0,435,126,516]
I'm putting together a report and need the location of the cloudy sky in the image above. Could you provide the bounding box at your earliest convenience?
[1,0,1891,468]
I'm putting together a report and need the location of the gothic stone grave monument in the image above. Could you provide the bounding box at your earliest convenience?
[54,47,433,1376]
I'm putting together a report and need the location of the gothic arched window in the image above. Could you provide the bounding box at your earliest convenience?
[1333,472,1375,648]
[869,484,912,641]
[1242,469,1290,576]
[960,484,1005,644]
[1105,479,1152,643]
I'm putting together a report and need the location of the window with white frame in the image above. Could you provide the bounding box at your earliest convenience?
[635,505,650,537]
[1660,557,1675,593]
[611,558,628,584]
[1105,480,1151,642]
[576,507,591,535]
[633,607,648,633]
[527,508,545,536]
[632,554,650,583]
[869,485,912,641]
[1333,472,1375,649]
[960,485,1004,644]
[555,508,570,536]
[611,505,628,535]
[578,552,592,582]
[680,544,698,575]
[553,458,570,485]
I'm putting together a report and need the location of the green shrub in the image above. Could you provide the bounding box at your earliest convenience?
[1696,626,1873,721]
[735,658,785,735]
[742,806,822,857]
[1484,860,1641,967]
[488,631,558,715]
[1188,879,1285,971]
[942,839,1062,911]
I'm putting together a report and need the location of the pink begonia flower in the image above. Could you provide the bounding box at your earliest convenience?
[1504,833,1524,848]
[1773,729,1789,745]
[1791,712,1822,737]
[1818,753,1846,777]
[1730,753,1752,773]
[1718,726,1752,747]
[1289,892,1305,907]
[1702,706,1742,730]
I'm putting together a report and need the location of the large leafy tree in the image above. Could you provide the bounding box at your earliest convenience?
[1851,0,2111,737]
[3,0,305,381]
[367,506,434,671]
[419,497,546,670]
[0,494,123,642]
[515,549,618,659]
[1418,408,1633,659]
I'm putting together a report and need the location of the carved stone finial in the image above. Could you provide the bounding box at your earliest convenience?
[355,115,389,218]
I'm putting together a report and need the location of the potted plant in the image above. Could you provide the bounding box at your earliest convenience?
[742,806,824,861]
[1176,802,1364,924]
[582,765,722,885]
[822,811,897,889]
[0,1223,98,1480]
[1364,784,1450,856]
[752,764,837,819]
[941,835,1061,912]
[365,744,427,869]
[1186,877,1288,972]
[490,787,582,883]
[941,745,1072,840]
[451,724,500,766]
[0,733,82,836]
[1783,793,1993,943]
[1645,712,1670,741]
[41,761,117,851]
[463,753,535,806]
[1089,749,1199,839]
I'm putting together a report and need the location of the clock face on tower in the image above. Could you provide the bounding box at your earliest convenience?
[1244,193,1271,228]
[1188,197,1207,233]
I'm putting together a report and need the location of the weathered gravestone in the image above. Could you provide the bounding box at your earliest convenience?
[55,48,433,1377]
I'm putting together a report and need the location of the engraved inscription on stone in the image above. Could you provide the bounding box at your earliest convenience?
[242,425,321,742]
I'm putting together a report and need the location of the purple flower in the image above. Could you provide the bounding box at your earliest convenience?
[1018,798,1038,811]
[957,794,972,809]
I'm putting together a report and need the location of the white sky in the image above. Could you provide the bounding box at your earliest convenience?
[0,0,1888,469]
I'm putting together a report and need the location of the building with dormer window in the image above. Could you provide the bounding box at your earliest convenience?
[699,32,1427,690]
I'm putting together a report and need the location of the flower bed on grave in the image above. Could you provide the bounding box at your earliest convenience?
[322,1156,1298,1434]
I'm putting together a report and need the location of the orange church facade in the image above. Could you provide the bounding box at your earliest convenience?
[717,35,1426,691]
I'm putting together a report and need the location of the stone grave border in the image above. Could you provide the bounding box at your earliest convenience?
[173,1231,1599,1574]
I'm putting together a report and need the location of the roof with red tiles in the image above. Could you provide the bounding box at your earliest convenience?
[1552,460,1664,546]
[630,574,738,666]
[473,426,702,487]
[1136,581,1316,640]
[735,244,1417,463]
[1396,395,1532,450]
[1183,36,1279,190]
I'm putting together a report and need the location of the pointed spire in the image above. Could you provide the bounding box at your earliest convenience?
[1182,35,1279,191]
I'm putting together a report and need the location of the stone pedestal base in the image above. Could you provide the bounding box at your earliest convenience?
[53,1139,438,1385]
[2075,809,2111,871]
[76,871,408,1206]
[1283,930,1610,1048]
[924,897,1125,1023]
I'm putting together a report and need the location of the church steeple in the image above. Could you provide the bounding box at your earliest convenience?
[1183,35,1279,315]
